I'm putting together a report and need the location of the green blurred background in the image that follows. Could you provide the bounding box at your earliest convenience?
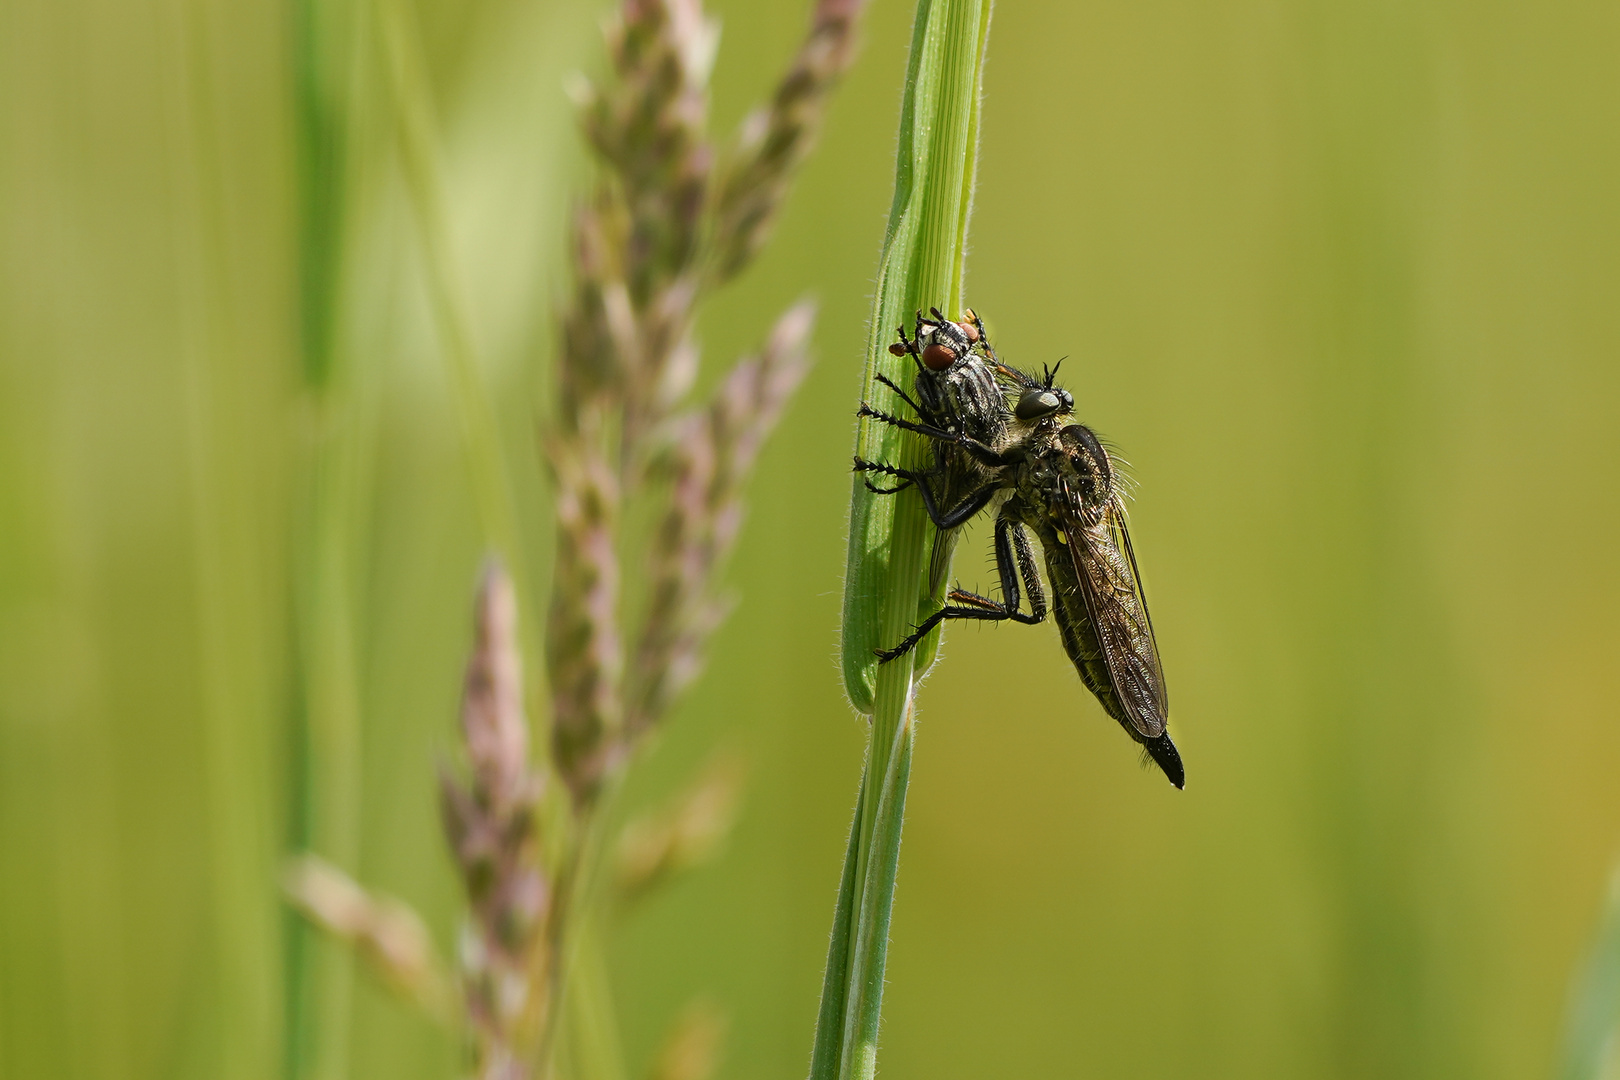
[4,0,1620,1078]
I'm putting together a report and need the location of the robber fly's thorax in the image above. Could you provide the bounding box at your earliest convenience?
[1012,421,1117,531]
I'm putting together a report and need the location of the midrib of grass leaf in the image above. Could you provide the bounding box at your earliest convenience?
[818,2,991,1079]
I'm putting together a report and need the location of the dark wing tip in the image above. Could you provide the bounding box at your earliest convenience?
[1144,733,1184,789]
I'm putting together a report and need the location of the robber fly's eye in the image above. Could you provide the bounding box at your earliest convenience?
[1055,389,1074,412]
[1016,387,1064,421]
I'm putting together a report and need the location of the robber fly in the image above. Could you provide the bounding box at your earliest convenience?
[854,319,1183,789]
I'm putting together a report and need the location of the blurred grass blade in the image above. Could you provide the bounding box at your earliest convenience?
[1560,862,1620,1080]
[288,1,372,1076]
[562,918,629,1080]
[373,0,523,570]
[817,2,991,1079]
[163,0,285,1075]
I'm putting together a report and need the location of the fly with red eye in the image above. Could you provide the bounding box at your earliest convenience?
[854,308,1022,592]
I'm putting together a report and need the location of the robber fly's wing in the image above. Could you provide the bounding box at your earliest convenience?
[1111,509,1167,715]
[1060,495,1169,739]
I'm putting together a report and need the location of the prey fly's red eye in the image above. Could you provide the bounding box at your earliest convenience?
[921,342,956,370]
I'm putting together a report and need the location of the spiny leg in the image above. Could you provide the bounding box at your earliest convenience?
[856,404,1015,469]
[890,323,928,380]
[872,372,925,417]
[962,308,993,358]
[876,516,1047,663]
[851,457,1003,531]
[857,402,955,442]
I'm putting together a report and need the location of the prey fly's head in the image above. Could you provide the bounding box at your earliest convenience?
[889,307,989,372]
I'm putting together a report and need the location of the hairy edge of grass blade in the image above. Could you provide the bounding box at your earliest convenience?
[817,2,991,1079]
[1559,862,1620,1080]
[807,786,864,1078]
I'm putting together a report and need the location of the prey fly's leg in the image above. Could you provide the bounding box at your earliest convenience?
[851,457,1003,531]
[890,324,926,376]
[875,517,1047,663]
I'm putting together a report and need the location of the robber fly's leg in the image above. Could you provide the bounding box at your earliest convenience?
[872,373,926,417]
[851,458,1003,531]
[957,437,1022,470]
[852,457,924,501]
[856,403,956,442]
[875,517,1045,663]
[857,403,1017,473]
[994,517,1047,624]
[948,517,1045,627]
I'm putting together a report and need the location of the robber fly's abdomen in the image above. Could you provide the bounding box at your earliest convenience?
[1031,520,1124,720]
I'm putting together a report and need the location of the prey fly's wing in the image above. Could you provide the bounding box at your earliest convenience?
[1055,472,1169,741]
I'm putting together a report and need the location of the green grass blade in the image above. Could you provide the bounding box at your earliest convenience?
[373,0,523,572]
[839,0,992,714]
[166,3,285,1074]
[1560,864,1620,1080]
[816,2,991,1078]
[834,711,914,1080]
[287,3,370,1076]
[807,784,865,1079]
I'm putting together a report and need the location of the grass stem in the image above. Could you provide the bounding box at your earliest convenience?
[818,1,991,1077]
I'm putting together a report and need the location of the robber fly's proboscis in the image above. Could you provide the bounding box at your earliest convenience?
[853,310,1183,789]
